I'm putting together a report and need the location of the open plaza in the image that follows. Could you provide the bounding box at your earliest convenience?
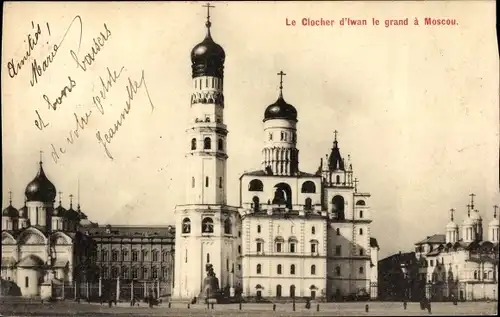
[0,300,497,316]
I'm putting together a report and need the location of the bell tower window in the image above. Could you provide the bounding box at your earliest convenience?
[191,138,197,150]
[204,137,211,150]
[218,139,223,151]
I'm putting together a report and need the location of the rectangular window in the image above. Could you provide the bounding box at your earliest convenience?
[335,246,341,256]
[206,177,209,187]
[25,277,29,288]
[276,243,282,253]
[290,243,295,253]
[430,260,434,267]
[311,244,316,253]
[257,242,262,252]
[219,177,222,188]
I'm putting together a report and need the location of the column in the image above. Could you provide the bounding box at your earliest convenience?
[144,281,147,298]
[86,281,89,299]
[157,279,160,298]
[62,281,65,299]
[98,277,102,298]
[74,280,77,299]
[131,280,134,302]
[116,277,120,302]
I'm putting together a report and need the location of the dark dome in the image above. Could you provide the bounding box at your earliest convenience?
[2,204,18,217]
[53,204,66,217]
[191,26,225,78]
[18,204,28,218]
[264,95,298,122]
[25,162,56,203]
[66,206,79,221]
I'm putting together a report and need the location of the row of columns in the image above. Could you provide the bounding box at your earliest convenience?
[69,278,161,301]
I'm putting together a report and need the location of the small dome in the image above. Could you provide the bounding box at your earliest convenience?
[446,221,458,229]
[66,206,79,221]
[18,204,28,218]
[2,204,18,218]
[463,217,474,226]
[25,162,56,203]
[264,95,298,122]
[489,218,499,227]
[191,25,225,78]
[53,204,66,217]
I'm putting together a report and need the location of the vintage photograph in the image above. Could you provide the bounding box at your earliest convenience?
[1,1,498,316]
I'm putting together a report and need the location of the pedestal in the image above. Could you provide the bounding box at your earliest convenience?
[40,282,53,301]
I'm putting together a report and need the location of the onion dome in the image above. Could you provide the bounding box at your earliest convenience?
[191,15,225,78]
[65,196,79,221]
[264,95,298,122]
[489,207,499,227]
[18,200,28,218]
[53,199,66,218]
[2,192,19,217]
[446,208,458,229]
[25,161,56,203]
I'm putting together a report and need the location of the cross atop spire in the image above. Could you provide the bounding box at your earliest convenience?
[469,193,476,210]
[450,208,455,221]
[8,190,12,205]
[203,3,215,29]
[39,150,44,165]
[69,194,74,208]
[334,130,338,142]
[467,204,471,217]
[58,191,63,205]
[494,205,498,219]
[277,70,286,97]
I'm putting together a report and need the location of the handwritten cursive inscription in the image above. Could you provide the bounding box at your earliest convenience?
[96,70,155,160]
[30,16,83,87]
[43,76,77,111]
[7,21,43,79]
[70,24,111,72]
[93,66,126,115]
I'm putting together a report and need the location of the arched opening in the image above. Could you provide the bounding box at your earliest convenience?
[336,175,340,184]
[277,264,282,274]
[336,228,340,235]
[191,138,197,150]
[224,218,232,235]
[218,139,223,151]
[332,195,345,220]
[257,264,262,274]
[207,253,210,263]
[311,265,316,275]
[252,196,260,212]
[202,217,214,233]
[257,225,261,233]
[276,284,282,297]
[356,200,366,206]
[359,210,363,218]
[290,264,295,275]
[305,198,312,210]
[272,182,292,209]
[248,179,264,191]
[182,218,191,234]
[311,226,316,235]
[290,285,296,298]
[359,228,363,235]
[359,267,364,274]
[204,137,211,150]
[301,181,316,193]
[335,266,341,276]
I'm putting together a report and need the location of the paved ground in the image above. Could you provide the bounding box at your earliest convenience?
[0,301,497,316]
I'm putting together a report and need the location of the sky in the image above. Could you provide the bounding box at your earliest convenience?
[2,1,498,258]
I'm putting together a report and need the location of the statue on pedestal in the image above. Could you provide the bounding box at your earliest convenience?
[199,264,220,303]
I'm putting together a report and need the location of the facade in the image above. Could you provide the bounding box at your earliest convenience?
[414,196,499,301]
[1,160,97,297]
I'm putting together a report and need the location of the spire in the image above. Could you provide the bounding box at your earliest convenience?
[69,194,74,209]
[58,191,63,206]
[494,205,498,219]
[277,70,286,98]
[8,190,12,206]
[328,130,344,171]
[202,2,215,37]
[450,208,455,221]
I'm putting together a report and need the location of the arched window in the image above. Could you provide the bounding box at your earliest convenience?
[204,137,211,150]
[207,253,210,263]
[290,264,296,275]
[152,267,158,279]
[336,175,340,184]
[474,271,478,279]
[356,200,366,206]
[336,228,340,235]
[122,267,129,279]
[249,179,264,191]
[305,198,312,210]
[112,250,119,261]
[359,267,364,274]
[257,264,262,274]
[277,264,282,274]
[290,285,296,298]
[152,250,159,262]
[311,226,316,235]
[132,267,138,279]
[191,138,197,150]
[121,250,128,261]
[219,177,222,188]
[359,210,363,218]
[311,265,316,275]
[252,196,260,212]
[301,181,316,193]
[182,218,191,234]
[162,251,169,262]
[359,228,363,235]
[276,284,282,297]
[132,250,138,262]
[141,250,148,261]
[359,248,364,256]
[205,176,209,187]
[25,276,29,288]
[218,139,223,151]
[289,237,297,253]
[202,217,214,233]
[332,195,345,220]
[335,266,341,276]
[142,267,149,279]
[224,218,232,234]
[238,245,241,254]
[257,225,261,233]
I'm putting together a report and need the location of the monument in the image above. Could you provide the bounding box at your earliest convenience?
[199,264,220,304]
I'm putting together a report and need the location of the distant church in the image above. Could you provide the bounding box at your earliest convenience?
[171,5,379,302]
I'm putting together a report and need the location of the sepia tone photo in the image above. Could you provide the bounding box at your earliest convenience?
[1,1,498,316]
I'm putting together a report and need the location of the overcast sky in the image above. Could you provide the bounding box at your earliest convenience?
[2,1,498,258]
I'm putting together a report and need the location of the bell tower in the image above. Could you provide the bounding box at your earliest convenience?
[173,3,241,301]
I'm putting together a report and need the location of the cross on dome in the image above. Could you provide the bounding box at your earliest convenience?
[469,193,476,210]
[450,208,455,221]
[203,3,215,29]
[277,70,286,96]
[494,205,498,219]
